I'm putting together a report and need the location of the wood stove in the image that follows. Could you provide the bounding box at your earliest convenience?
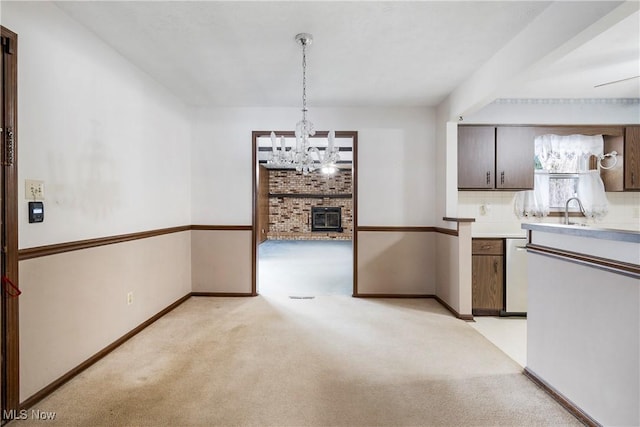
[311,207,343,232]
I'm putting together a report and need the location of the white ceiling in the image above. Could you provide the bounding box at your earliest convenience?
[54,1,640,109]
[499,7,640,99]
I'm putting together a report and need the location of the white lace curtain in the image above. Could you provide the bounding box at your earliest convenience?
[534,133,603,172]
[515,134,609,219]
[515,172,549,218]
[577,170,609,218]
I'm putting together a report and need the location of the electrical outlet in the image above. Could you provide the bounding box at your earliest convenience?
[127,292,134,305]
[25,179,45,200]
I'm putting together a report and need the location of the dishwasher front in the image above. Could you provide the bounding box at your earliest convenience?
[503,238,528,315]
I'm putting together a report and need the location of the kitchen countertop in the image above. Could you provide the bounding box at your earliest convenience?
[472,233,527,239]
[522,222,640,243]
[523,222,639,266]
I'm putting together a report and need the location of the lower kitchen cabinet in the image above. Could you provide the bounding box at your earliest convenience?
[472,239,504,316]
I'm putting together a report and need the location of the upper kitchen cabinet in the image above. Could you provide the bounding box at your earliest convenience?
[458,125,534,190]
[625,126,640,190]
[599,132,624,192]
[495,127,535,190]
[458,126,495,189]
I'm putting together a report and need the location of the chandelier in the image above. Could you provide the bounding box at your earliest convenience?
[267,33,339,175]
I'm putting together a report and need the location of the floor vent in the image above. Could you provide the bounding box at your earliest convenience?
[289,296,315,299]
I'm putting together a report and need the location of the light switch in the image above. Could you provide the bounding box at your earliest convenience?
[25,179,44,200]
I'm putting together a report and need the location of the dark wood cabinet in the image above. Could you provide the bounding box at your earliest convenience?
[472,239,504,316]
[600,134,624,192]
[458,126,534,190]
[625,126,640,190]
[458,126,495,189]
[496,127,535,189]
[459,124,639,192]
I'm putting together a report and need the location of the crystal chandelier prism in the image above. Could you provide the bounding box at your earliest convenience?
[267,33,339,175]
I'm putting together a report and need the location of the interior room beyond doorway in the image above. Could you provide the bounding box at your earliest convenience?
[258,240,353,296]
[253,131,357,296]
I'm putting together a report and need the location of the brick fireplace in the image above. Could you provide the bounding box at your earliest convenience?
[266,169,353,240]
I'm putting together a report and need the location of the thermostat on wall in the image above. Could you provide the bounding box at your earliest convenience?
[28,201,44,223]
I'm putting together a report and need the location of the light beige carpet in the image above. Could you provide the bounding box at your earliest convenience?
[13,296,579,426]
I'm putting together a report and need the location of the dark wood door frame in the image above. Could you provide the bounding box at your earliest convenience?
[251,131,358,296]
[1,26,20,417]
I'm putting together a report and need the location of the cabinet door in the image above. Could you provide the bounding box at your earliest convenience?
[600,134,624,192]
[458,126,495,189]
[496,127,535,189]
[472,255,504,312]
[625,126,640,190]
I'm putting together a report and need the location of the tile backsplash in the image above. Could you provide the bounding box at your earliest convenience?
[458,191,640,236]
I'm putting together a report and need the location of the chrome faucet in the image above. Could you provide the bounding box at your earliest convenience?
[564,197,586,224]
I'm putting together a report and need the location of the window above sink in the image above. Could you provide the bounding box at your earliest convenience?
[534,133,611,213]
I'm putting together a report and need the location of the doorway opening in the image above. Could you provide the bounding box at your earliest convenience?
[252,131,357,297]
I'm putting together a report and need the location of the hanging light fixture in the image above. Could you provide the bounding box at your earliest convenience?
[267,33,339,175]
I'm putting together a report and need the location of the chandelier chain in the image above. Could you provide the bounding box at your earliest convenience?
[267,33,339,175]
[301,42,308,121]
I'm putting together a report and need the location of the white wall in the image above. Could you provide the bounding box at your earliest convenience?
[20,232,192,401]
[191,230,252,293]
[434,223,473,317]
[527,237,639,426]
[3,2,195,404]
[3,2,192,249]
[357,231,436,295]
[191,107,435,226]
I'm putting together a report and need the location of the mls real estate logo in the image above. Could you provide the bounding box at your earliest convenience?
[3,409,57,421]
